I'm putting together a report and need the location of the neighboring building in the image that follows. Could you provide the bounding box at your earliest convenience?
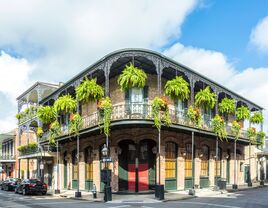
[17,49,264,193]
[16,82,59,186]
[0,131,16,180]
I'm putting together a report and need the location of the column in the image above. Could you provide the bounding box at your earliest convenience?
[177,147,185,190]
[79,152,85,190]
[110,146,119,192]
[92,148,100,192]
[209,152,215,186]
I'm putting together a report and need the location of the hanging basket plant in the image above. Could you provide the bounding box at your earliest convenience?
[235,106,250,121]
[117,63,147,91]
[98,97,113,137]
[250,112,264,124]
[151,96,171,130]
[218,98,236,115]
[16,113,22,120]
[37,105,57,124]
[211,114,227,141]
[247,127,256,143]
[257,131,266,147]
[69,113,84,136]
[54,94,77,114]
[48,120,61,145]
[36,127,44,137]
[195,86,216,111]
[187,105,202,128]
[164,76,190,101]
[76,78,104,103]
[231,120,242,140]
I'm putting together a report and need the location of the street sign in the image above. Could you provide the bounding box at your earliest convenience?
[101,157,112,163]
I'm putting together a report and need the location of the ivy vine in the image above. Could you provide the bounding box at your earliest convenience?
[231,120,241,141]
[69,113,84,136]
[187,105,202,128]
[211,114,227,141]
[98,97,113,137]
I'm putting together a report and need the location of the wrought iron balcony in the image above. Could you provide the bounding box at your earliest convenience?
[18,107,38,125]
[40,103,249,142]
[0,154,16,161]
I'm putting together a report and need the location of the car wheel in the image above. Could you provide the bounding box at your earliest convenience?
[22,189,27,196]
[42,192,47,195]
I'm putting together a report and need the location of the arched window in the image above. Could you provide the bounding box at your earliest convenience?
[215,147,222,177]
[185,143,193,177]
[201,145,209,176]
[85,146,93,181]
[165,142,177,179]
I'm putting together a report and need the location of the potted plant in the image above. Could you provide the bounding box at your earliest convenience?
[97,97,113,136]
[36,127,44,137]
[117,63,147,91]
[195,86,216,111]
[211,114,227,141]
[218,98,236,115]
[48,120,61,145]
[151,96,171,130]
[69,113,84,136]
[250,112,264,124]
[54,94,77,114]
[187,105,202,128]
[37,105,57,124]
[235,106,250,121]
[164,76,190,101]
[16,113,22,120]
[76,78,104,102]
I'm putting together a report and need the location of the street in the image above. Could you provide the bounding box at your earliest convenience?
[0,187,268,208]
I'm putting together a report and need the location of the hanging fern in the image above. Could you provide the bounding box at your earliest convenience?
[218,98,236,115]
[98,97,113,137]
[48,120,61,145]
[195,86,216,111]
[164,76,190,101]
[247,127,256,143]
[257,131,266,147]
[76,78,104,102]
[231,120,241,141]
[36,127,44,137]
[117,63,147,91]
[250,112,264,124]
[54,94,77,114]
[69,113,84,136]
[235,106,250,121]
[187,105,202,128]
[211,114,227,141]
[151,96,171,130]
[37,105,57,124]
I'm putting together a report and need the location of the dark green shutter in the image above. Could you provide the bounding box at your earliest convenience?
[125,89,130,113]
[143,86,148,117]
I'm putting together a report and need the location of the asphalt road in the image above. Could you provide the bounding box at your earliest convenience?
[0,187,268,208]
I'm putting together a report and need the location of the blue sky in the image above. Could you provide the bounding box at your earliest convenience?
[0,0,268,132]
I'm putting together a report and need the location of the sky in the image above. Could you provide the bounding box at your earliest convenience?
[0,0,268,133]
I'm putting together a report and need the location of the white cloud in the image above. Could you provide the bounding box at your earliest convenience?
[250,16,268,53]
[164,43,268,133]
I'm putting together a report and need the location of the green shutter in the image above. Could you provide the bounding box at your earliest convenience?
[125,89,130,113]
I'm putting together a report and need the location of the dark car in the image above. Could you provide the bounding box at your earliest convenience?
[0,180,3,190]
[16,179,47,195]
[1,178,20,191]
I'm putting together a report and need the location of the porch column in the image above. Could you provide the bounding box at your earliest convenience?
[27,158,30,178]
[194,157,201,187]
[110,146,119,192]
[92,148,100,192]
[18,159,21,178]
[209,151,215,186]
[177,147,185,190]
[79,152,85,191]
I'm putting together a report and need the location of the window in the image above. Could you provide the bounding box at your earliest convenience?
[176,99,187,118]
[72,150,78,180]
[214,147,222,177]
[125,87,148,114]
[85,147,93,180]
[165,142,177,178]
[201,145,209,176]
[185,144,192,177]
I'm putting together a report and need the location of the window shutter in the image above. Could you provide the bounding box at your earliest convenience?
[125,89,130,113]
[143,86,148,102]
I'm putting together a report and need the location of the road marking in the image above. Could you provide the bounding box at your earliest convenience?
[177,202,241,208]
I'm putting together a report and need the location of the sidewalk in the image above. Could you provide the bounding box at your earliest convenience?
[54,182,267,203]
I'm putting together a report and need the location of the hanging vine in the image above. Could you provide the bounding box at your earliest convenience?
[231,120,241,140]
[247,127,256,143]
[117,63,147,91]
[257,131,266,147]
[151,96,171,130]
[164,76,190,101]
[98,97,113,137]
[211,114,227,141]
[69,113,84,136]
[48,120,61,145]
[195,86,216,111]
[187,105,202,128]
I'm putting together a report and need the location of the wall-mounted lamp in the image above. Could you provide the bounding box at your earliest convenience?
[152,146,157,154]
[225,154,229,159]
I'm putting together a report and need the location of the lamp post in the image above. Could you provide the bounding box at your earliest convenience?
[102,143,112,202]
[55,141,60,194]
[232,141,238,189]
[75,134,82,197]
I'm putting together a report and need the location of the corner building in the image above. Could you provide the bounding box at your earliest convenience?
[38,49,263,192]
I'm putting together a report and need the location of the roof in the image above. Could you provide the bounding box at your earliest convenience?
[0,131,16,143]
[39,48,264,110]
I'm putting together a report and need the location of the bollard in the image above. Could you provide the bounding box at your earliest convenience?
[92,184,97,199]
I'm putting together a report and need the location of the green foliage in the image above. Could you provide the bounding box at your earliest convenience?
[211,114,227,141]
[36,127,44,137]
[194,86,216,111]
[218,98,236,115]
[69,113,84,136]
[235,106,250,121]
[164,76,190,101]
[17,142,38,153]
[257,131,266,147]
[151,96,171,130]
[48,120,61,145]
[16,113,22,120]
[117,63,147,91]
[37,105,57,124]
[247,127,256,142]
[76,78,104,102]
[250,112,264,124]
[16,106,38,123]
[54,94,77,114]
[98,97,113,137]
[231,120,241,141]
[187,105,202,128]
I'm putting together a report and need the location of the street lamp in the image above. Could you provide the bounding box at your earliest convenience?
[102,144,112,202]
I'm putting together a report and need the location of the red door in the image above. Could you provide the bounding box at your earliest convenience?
[138,164,148,191]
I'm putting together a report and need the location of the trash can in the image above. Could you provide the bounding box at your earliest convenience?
[155,184,164,200]
[217,180,226,190]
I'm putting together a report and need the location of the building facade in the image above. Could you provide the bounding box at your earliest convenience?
[16,49,264,192]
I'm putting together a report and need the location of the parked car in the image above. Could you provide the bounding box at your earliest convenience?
[1,178,20,191]
[16,179,47,195]
[0,180,3,190]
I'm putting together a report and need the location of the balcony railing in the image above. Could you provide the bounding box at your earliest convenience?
[0,155,16,161]
[40,103,249,142]
[18,107,38,125]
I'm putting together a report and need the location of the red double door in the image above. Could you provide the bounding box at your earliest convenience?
[128,163,148,191]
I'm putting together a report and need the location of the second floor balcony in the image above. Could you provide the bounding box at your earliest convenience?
[0,154,16,162]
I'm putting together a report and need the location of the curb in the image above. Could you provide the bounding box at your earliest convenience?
[163,195,196,202]
[227,185,266,193]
